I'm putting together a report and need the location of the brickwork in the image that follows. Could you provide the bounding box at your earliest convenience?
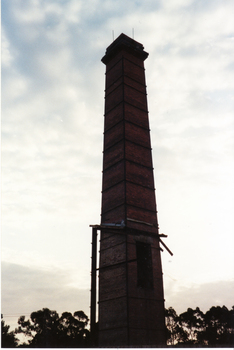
[98,34,166,347]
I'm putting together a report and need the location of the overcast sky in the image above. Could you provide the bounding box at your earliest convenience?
[1,0,234,332]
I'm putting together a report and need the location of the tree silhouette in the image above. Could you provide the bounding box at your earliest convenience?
[1,314,18,348]
[165,305,234,347]
[15,308,90,347]
[178,307,205,345]
[57,311,89,347]
[199,305,234,346]
[165,307,187,345]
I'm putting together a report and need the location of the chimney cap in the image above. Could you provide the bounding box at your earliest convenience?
[102,33,149,65]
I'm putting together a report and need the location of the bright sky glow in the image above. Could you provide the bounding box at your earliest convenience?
[1,0,234,332]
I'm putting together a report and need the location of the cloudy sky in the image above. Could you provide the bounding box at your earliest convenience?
[1,0,234,332]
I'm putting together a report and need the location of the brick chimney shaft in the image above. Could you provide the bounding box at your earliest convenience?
[98,34,166,347]
[101,33,158,234]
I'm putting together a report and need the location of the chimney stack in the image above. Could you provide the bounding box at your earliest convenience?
[97,33,166,347]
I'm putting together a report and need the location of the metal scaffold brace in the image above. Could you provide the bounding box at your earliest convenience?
[89,223,173,345]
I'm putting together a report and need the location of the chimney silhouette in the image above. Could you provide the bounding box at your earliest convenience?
[97,33,166,347]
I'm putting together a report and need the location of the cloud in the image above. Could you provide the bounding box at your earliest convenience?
[2,1,104,223]
[12,0,46,24]
[1,261,90,330]
[164,278,234,314]
[1,29,14,68]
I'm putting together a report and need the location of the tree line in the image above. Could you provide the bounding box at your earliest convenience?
[165,305,234,346]
[1,309,89,348]
[1,305,234,347]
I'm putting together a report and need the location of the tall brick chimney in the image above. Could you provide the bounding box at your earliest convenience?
[98,33,166,347]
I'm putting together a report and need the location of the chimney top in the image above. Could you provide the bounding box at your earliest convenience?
[101,33,149,65]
